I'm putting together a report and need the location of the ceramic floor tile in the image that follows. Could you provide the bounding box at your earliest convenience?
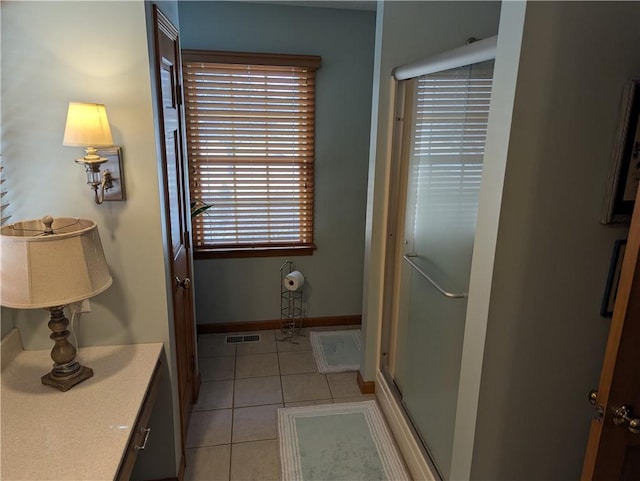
[199,356,236,382]
[232,403,282,443]
[230,439,280,481]
[235,353,279,379]
[193,380,234,411]
[276,329,312,352]
[278,350,317,375]
[235,330,277,355]
[284,399,333,408]
[281,373,330,403]
[333,394,377,404]
[326,371,362,398]
[186,326,386,478]
[185,444,231,481]
[198,333,236,357]
[234,376,283,407]
[186,409,232,448]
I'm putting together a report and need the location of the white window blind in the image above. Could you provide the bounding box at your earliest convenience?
[183,51,321,255]
[409,61,495,231]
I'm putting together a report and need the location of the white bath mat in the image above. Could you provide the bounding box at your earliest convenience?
[309,329,361,373]
[278,400,410,481]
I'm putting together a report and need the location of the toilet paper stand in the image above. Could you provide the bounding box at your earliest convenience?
[278,260,304,342]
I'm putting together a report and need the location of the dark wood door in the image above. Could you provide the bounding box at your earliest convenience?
[152,5,199,452]
[582,184,640,479]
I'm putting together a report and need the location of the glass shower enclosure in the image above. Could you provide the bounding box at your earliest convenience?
[381,59,495,479]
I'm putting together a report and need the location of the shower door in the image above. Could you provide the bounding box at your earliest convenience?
[382,60,494,479]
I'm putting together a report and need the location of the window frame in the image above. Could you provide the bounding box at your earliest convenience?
[182,50,321,259]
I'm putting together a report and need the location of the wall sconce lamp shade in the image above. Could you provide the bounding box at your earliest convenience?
[63,102,124,204]
[1,216,112,391]
[63,102,113,149]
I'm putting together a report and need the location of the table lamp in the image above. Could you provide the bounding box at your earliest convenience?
[0,216,112,391]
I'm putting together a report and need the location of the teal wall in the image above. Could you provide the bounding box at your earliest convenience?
[1,1,180,476]
[178,1,376,325]
[468,2,636,479]
[1,308,14,339]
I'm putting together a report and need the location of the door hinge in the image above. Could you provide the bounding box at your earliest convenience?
[589,389,604,423]
[184,230,191,249]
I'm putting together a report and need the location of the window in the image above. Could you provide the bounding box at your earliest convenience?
[182,50,321,258]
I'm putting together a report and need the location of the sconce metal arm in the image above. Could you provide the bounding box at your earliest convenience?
[92,170,113,205]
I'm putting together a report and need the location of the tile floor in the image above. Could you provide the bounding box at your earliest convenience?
[184,327,375,481]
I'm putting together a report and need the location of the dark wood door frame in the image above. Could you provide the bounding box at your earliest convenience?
[151,5,200,479]
[582,183,640,479]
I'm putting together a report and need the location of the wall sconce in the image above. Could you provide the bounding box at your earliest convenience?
[63,102,124,204]
[0,215,112,391]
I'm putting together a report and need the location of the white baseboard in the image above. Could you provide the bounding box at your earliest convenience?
[376,370,438,481]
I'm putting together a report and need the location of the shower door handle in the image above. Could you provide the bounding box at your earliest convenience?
[403,254,467,299]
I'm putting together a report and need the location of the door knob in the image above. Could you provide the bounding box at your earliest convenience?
[613,405,640,434]
[175,277,192,289]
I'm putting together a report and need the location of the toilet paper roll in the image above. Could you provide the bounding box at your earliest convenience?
[284,271,305,291]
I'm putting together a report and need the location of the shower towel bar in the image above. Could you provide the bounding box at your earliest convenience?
[403,254,468,299]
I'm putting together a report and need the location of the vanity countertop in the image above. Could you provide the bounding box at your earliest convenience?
[1,329,163,481]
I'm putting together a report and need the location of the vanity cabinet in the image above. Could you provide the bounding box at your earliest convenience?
[116,358,162,481]
[1,329,164,481]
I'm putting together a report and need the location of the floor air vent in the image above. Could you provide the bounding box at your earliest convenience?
[225,334,261,344]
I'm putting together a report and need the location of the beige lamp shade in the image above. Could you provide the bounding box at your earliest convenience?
[0,217,112,309]
[63,102,114,147]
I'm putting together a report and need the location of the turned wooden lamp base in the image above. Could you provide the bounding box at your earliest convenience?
[42,365,94,392]
[41,306,94,392]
